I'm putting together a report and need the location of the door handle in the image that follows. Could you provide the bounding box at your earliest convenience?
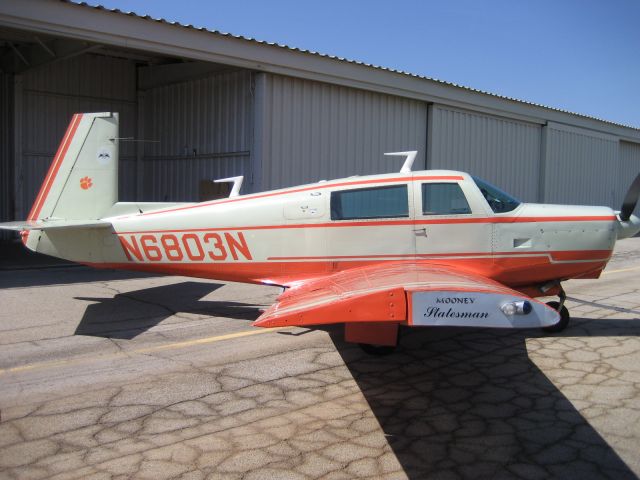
[413,228,427,237]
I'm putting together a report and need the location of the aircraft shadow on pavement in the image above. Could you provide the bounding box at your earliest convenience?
[74,281,262,339]
[331,318,640,480]
[0,266,156,289]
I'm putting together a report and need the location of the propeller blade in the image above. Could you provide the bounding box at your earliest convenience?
[620,173,640,221]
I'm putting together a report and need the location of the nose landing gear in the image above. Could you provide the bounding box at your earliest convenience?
[542,286,570,333]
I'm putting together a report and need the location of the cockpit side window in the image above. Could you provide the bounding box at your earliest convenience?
[421,183,471,215]
[330,184,408,220]
[472,176,521,214]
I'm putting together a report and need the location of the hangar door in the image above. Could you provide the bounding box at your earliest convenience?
[13,53,255,219]
[429,105,542,202]
[256,73,427,190]
[14,54,137,219]
[543,123,619,207]
[140,70,254,201]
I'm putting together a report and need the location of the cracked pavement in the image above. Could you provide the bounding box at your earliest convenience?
[0,239,639,479]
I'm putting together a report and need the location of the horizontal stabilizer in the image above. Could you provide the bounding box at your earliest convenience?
[0,219,112,231]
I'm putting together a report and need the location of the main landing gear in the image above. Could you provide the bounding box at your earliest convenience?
[542,286,570,333]
[345,323,400,357]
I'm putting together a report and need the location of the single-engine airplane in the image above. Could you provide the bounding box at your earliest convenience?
[2,112,640,353]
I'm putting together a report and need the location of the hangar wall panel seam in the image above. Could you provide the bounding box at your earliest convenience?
[260,74,427,190]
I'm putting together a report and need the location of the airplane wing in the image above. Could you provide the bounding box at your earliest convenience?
[254,262,559,343]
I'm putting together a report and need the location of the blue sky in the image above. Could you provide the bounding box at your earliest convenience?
[85,0,639,128]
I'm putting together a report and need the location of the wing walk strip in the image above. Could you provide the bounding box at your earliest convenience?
[0,327,291,376]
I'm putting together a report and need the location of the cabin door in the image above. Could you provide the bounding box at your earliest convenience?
[412,177,494,275]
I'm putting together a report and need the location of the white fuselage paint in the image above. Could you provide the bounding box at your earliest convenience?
[35,170,627,289]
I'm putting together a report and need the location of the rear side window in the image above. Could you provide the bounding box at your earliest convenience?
[331,185,408,220]
[422,183,471,215]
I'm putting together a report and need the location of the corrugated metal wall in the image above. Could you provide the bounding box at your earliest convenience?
[141,70,253,201]
[8,50,640,224]
[258,74,427,190]
[17,54,137,218]
[429,105,542,202]
[543,123,620,207]
[0,73,13,239]
[0,73,12,224]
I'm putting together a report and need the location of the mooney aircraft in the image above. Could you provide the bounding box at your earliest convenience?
[2,112,640,353]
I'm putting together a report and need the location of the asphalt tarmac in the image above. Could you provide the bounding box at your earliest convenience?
[1,239,639,479]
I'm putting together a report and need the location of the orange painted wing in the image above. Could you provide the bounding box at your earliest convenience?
[253,262,522,329]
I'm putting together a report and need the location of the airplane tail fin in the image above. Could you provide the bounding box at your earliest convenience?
[20,112,119,249]
[27,112,118,222]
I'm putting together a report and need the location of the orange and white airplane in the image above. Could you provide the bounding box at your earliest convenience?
[3,112,640,352]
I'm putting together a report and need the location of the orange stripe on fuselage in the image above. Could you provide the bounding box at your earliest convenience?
[114,215,617,235]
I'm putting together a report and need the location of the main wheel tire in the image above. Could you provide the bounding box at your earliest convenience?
[358,343,397,356]
[542,301,570,333]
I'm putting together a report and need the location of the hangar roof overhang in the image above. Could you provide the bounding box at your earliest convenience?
[0,23,235,90]
[1,0,639,142]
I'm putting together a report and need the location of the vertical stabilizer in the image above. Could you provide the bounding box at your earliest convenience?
[23,112,119,249]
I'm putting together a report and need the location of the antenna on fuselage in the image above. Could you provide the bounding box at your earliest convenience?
[214,176,244,198]
[384,151,417,173]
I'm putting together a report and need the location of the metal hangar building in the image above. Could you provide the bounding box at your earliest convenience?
[1,0,639,229]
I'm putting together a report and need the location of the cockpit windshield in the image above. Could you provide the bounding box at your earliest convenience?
[472,176,521,214]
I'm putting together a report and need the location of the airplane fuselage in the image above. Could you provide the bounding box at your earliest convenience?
[34,170,620,297]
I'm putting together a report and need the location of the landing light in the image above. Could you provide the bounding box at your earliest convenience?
[501,300,532,316]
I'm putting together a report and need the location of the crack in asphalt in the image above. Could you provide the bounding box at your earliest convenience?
[1,249,640,479]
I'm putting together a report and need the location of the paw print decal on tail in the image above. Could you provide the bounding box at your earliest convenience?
[80,176,93,190]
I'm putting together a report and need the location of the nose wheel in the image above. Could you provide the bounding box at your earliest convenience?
[542,287,570,333]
